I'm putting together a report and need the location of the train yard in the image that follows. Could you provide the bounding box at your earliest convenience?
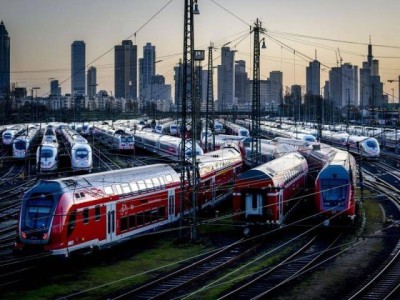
[0,120,400,299]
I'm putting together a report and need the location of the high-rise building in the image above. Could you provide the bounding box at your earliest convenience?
[0,21,10,98]
[139,42,156,100]
[329,63,358,108]
[235,60,247,105]
[360,42,384,108]
[50,80,61,96]
[269,71,283,106]
[217,46,235,111]
[71,41,86,96]
[306,60,320,96]
[87,66,97,100]
[114,40,137,99]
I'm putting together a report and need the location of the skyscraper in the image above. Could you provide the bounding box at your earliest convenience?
[114,40,137,99]
[141,43,156,92]
[71,41,86,96]
[50,79,61,96]
[87,66,97,100]
[306,60,320,96]
[217,46,235,111]
[0,21,10,98]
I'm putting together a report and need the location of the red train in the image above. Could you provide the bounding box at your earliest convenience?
[15,145,243,257]
[313,148,357,225]
[233,152,308,233]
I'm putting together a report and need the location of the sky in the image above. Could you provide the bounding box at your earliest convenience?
[2,0,400,101]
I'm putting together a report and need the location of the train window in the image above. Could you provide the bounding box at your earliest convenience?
[121,183,131,194]
[75,193,80,199]
[145,178,153,189]
[137,213,144,226]
[137,180,146,191]
[80,192,85,198]
[83,208,89,224]
[114,184,123,195]
[104,186,114,195]
[128,215,136,228]
[120,217,128,231]
[130,182,139,193]
[68,211,76,235]
[95,205,101,221]
[165,175,173,183]
[159,176,165,186]
[152,177,160,188]
[158,207,166,220]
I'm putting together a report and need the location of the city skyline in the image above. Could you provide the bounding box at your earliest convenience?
[2,0,400,101]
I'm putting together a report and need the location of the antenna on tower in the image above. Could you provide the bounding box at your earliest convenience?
[315,49,317,60]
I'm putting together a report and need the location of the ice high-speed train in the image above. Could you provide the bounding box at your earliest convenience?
[36,125,59,173]
[12,125,40,159]
[94,125,135,152]
[321,131,380,159]
[2,124,26,146]
[134,130,203,162]
[15,145,243,256]
[62,126,93,172]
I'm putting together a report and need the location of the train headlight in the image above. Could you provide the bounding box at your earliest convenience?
[21,231,27,239]
[42,233,48,240]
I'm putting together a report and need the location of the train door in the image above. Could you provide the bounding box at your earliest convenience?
[278,190,284,224]
[106,202,117,242]
[168,189,175,222]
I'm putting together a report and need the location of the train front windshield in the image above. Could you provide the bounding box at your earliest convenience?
[14,140,26,150]
[41,149,54,158]
[75,148,88,159]
[366,139,378,149]
[320,179,348,208]
[21,193,55,241]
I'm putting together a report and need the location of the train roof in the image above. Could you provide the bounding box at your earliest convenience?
[238,152,307,182]
[32,164,179,194]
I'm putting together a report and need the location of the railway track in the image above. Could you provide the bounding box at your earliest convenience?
[345,170,400,300]
[110,238,261,300]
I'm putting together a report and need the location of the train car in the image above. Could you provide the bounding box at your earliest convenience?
[15,145,243,257]
[2,124,26,146]
[233,152,308,233]
[134,130,203,162]
[12,125,40,159]
[223,120,250,137]
[62,127,93,172]
[36,135,59,173]
[314,149,357,225]
[201,134,245,151]
[321,131,380,159]
[95,125,135,152]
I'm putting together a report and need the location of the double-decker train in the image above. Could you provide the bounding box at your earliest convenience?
[61,126,93,172]
[313,149,357,224]
[12,125,40,159]
[15,145,243,256]
[36,125,59,173]
[233,152,308,233]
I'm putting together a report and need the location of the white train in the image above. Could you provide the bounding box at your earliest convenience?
[321,131,380,159]
[2,124,26,146]
[12,125,40,159]
[223,120,250,137]
[62,127,93,172]
[95,125,135,152]
[134,130,203,162]
[37,126,59,172]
